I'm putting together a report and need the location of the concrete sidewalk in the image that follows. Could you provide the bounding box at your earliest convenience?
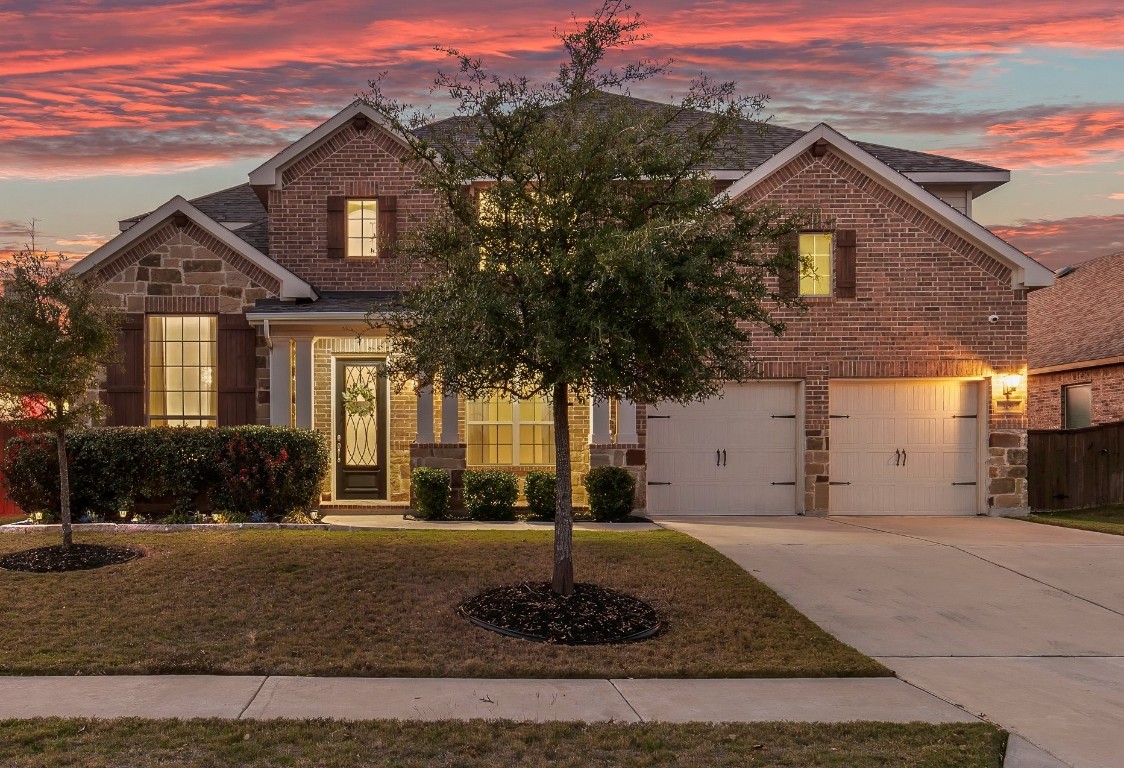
[0,675,973,724]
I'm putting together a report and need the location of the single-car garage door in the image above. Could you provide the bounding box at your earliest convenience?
[830,379,981,515]
[647,382,799,515]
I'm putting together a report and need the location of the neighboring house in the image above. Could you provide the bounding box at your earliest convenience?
[1028,250,1124,430]
[66,94,1053,517]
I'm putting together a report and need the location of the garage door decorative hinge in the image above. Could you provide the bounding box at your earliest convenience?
[952,415,977,419]
[647,481,672,486]
[770,481,797,486]
[771,414,797,419]
[951,481,977,486]
[648,415,671,419]
[829,414,850,419]
[829,481,852,485]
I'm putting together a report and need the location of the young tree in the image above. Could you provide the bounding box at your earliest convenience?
[366,0,803,595]
[0,249,119,550]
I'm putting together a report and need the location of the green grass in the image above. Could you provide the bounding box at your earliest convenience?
[0,719,1007,768]
[1026,504,1124,536]
[0,529,887,678]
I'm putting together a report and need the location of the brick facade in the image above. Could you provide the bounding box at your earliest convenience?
[266,123,441,291]
[1029,364,1124,430]
[708,147,1030,513]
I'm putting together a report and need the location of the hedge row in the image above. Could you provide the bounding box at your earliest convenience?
[1,426,328,522]
[411,466,636,522]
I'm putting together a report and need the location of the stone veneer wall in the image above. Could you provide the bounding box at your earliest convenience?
[93,222,279,424]
[312,334,416,504]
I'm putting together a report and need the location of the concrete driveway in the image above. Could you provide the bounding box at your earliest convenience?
[656,515,1124,768]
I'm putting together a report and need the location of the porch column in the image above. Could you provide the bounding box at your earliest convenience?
[293,336,313,430]
[268,337,292,426]
[617,398,638,443]
[416,385,435,443]
[440,389,460,443]
[591,396,610,443]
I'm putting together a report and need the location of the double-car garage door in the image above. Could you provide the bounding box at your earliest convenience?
[646,379,981,516]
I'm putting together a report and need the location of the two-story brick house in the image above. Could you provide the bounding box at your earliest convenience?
[70,95,1053,516]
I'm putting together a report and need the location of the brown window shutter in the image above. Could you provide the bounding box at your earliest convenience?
[217,314,258,426]
[377,195,398,256]
[835,229,857,299]
[327,195,346,259]
[778,231,800,299]
[104,313,145,426]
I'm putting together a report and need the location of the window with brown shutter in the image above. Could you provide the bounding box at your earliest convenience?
[377,194,398,256]
[835,228,857,299]
[104,313,145,426]
[217,314,258,426]
[778,231,800,299]
[327,195,346,259]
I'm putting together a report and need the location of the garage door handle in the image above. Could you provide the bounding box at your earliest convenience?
[716,449,721,466]
[722,449,726,466]
[901,450,907,466]
[895,449,901,466]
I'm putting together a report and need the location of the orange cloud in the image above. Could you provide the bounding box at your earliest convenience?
[991,214,1124,268]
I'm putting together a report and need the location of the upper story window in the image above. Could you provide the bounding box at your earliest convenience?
[1063,383,1092,429]
[466,393,555,466]
[147,315,217,427]
[347,199,378,258]
[799,233,833,297]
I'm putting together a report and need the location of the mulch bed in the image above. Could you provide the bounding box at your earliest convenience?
[0,543,142,573]
[459,581,661,644]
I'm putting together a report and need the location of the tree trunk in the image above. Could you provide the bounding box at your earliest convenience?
[551,381,574,596]
[56,426,72,551]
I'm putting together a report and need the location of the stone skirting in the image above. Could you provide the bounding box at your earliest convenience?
[410,443,467,510]
[988,429,1029,515]
[589,444,646,511]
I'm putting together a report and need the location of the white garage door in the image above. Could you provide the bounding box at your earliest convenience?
[831,380,981,515]
[647,383,799,515]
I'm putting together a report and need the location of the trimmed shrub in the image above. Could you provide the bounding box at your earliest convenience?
[584,466,636,522]
[411,467,451,520]
[1,426,328,522]
[524,471,556,520]
[463,469,519,521]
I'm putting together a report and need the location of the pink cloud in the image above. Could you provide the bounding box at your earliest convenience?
[991,214,1124,269]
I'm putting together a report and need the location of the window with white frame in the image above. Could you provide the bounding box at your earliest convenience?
[466,393,555,466]
[799,233,833,297]
[147,315,217,426]
[347,199,378,258]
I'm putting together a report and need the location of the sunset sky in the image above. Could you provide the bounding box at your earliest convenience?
[0,0,1121,269]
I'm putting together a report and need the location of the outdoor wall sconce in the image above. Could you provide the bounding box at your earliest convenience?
[998,373,1023,408]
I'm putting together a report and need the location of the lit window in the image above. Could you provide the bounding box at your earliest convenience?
[347,199,378,258]
[1063,383,1092,429]
[466,393,555,466]
[147,315,217,426]
[799,233,833,297]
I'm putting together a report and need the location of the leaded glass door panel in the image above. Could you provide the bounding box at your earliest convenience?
[335,359,388,500]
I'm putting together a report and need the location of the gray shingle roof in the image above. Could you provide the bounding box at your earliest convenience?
[414,91,1004,175]
[249,291,404,316]
[1029,250,1124,369]
[122,183,269,254]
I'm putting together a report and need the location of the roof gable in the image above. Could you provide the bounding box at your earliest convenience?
[248,101,411,192]
[718,124,1054,291]
[72,196,315,300]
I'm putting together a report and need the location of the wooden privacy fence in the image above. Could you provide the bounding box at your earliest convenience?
[1029,420,1124,510]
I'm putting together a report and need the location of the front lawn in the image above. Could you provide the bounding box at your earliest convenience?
[1026,504,1124,536]
[0,719,1006,768]
[0,529,886,678]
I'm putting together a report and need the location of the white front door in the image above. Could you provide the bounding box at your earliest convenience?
[647,382,800,515]
[830,379,981,515]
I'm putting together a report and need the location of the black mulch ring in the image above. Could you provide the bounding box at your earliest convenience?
[458,581,662,645]
[0,543,143,573]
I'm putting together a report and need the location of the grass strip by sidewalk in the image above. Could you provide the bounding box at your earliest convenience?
[0,719,1006,768]
[0,529,887,678]
[1026,504,1124,536]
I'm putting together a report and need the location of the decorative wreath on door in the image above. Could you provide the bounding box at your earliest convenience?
[341,380,377,417]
